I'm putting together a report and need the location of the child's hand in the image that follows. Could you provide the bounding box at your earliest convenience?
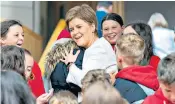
[36,89,53,104]
[109,72,117,85]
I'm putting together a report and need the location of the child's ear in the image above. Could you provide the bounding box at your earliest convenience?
[117,55,123,63]
[121,25,125,30]
[0,38,6,45]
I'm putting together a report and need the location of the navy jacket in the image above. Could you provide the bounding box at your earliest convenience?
[114,78,147,103]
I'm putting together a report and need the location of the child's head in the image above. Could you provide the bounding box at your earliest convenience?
[82,81,128,104]
[101,13,124,45]
[1,20,24,47]
[1,45,34,80]
[49,90,78,104]
[123,22,153,65]
[158,52,175,103]
[115,33,145,69]
[81,69,111,93]
[45,39,78,78]
[24,49,34,80]
[1,45,25,78]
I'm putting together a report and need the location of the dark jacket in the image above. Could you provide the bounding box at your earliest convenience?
[114,65,159,104]
[50,47,85,96]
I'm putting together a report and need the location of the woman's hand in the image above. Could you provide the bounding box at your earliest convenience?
[60,48,80,65]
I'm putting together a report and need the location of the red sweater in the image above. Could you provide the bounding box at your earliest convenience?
[143,88,173,104]
[28,61,45,97]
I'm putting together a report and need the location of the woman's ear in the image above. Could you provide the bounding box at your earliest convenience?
[91,23,96,33]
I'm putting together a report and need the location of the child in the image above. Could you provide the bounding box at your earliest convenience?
[1,20,45,97]
[24,49,34,81]
[45,39,85,96]
[114,33,159,103]
[143,52,175,104]
[49,90,78,104]
[82,81,128,104]
[1,45,53,104]
[1,71,35,104]
[81,69,112,93]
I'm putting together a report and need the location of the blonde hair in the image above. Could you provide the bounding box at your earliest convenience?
[82,81,129,104]
[49,90,78,104]
[65,4,97,34]
[115,33,145,65]
[81,69,111,93]
[148,12,168,29]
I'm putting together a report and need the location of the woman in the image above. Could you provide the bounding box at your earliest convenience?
[0,20,45,97]
[61,4,117,88]
[148,12,175,59]
[122,22,160,70]
[101,13,124,49]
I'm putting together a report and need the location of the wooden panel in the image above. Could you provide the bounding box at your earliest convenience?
[22,26,43,62]
[113,1,125,23]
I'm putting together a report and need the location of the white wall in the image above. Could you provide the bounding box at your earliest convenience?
[1,1,41,34]
[125,1,175,29]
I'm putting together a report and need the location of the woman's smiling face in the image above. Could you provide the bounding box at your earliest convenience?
[68,18,96,48]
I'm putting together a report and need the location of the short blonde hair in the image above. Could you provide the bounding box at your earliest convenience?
[148,12,168,29]
[82,81,129,104]
[115,33,145,65]
[65,4,97,33]
[49,90,78,104]
[81,69,111,93]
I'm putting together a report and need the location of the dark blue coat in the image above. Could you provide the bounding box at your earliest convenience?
[114,78,147,103]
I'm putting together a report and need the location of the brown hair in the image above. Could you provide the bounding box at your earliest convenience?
[81,69,111,93]
[49,90,78,104]
[82,81,129,104]
[65,4,97,34]
[115,33,145,65]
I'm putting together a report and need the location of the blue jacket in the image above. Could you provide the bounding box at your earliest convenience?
[96,11,107,38]
[114,78,148,104]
